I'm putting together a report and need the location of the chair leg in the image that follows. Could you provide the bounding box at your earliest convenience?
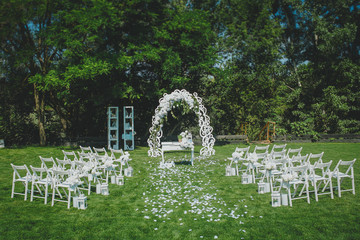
[337,177,341,197]
[288,188,292,207]
[52,187,55,206]
[329,178,334,199]
[352,177,355,195]
[44,184,48,204]
[11,181,15,198]
[30,183,35,202]
[88,181,91,195]
[314,181,318,202]
[67,190,71,209]
[24,181,28,201]
[306,183,310,204]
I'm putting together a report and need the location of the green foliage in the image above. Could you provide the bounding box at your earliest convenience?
[1,0,360,145]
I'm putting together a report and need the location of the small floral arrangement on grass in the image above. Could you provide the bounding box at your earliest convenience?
[179,130,194,149]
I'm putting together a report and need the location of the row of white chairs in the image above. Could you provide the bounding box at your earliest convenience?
[10,146,131,208]
[228,144,356,206]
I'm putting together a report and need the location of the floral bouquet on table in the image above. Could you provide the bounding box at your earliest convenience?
[179,130,194,149]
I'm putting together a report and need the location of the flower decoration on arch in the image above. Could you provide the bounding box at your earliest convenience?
[148,89,215,158]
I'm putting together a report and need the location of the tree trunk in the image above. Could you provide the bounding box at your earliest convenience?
[49,92,68,139]
[34,84,46,146]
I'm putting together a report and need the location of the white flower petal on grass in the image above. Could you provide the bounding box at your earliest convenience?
[144,216,150,219]
[214,236,218,239]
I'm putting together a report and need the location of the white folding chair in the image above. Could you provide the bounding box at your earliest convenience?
[110,148,124,160]
[331,159,356,197]
[268,150,286,161]
[253,145,269,154]
[72,160,93,195]
[306,152,324,166]
[30,165,51,204]
[10,164,32,200]
[246,152,268,183]
[80,145,93,154]
[286,147,303,160]
[281,165,310,207]
[270,144,287,154]
[289,154,308,167]
[51,169,80,208]
[40,156,57,170]
[306,161,334,201]
[56,158,73,170]
[93,147,109,157]
[110,148,125,175]
[62,150,78,162]
[236,146,250,159]
[229,146,250,175]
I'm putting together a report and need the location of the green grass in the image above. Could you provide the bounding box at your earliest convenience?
[0,143,359,239]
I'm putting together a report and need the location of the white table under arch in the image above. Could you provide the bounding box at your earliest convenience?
[147,89,216,159]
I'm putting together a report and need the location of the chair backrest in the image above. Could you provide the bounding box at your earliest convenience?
[94,155,107,164]
[56,158,73,170]
[289,164,308,180]
[80,145,93,154]
[253,145,270,154]
[73,160,86,171]
[110,148,124,160]
[269,150,286,160]
[11,163,31,181]
[39,156,57,170]
[255,152,268,162]
[270,144,287,154]
[93,147,108,157]
[286,147,303,159]
[79,154,93,163]
[311,160,332,178]
[307,152,324,165]
[235,146,250,159]
[51,169,70,184]
[62,150,78,161]
[30,165,49,181]
[290,154,308,167]
[333,159,356,176]
[273,158,289,170]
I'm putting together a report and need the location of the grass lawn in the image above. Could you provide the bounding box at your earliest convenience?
[0,143,359,239]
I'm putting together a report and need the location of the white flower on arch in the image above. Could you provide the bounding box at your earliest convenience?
[148,89,215,157]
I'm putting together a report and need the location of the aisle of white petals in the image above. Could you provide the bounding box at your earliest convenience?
[137,157,264,239]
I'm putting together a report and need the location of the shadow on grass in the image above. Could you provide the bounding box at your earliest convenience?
[174,160,192,166]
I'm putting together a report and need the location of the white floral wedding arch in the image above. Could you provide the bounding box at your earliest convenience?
[148,89,216,157]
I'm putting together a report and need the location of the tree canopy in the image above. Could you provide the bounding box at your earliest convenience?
[1,0,359,145]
